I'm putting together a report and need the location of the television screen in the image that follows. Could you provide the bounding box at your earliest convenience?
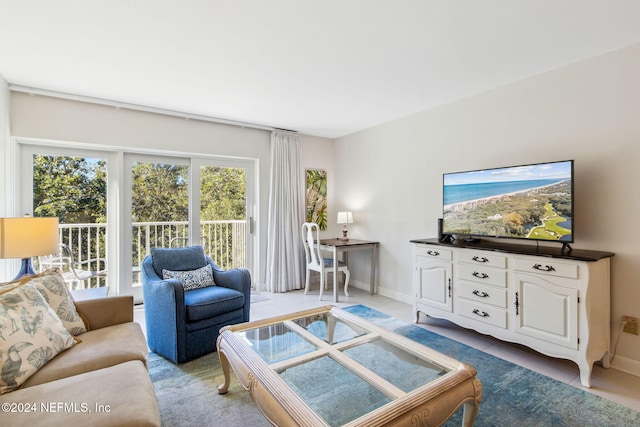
[443,160,574,243]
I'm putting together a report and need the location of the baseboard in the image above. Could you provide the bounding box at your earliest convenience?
[349,280,414,306]
[610,354,640,378]
[376,286,414,306]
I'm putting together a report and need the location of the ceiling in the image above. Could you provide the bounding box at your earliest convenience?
[1,1,640,139]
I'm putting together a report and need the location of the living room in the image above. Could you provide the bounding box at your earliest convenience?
[1,1,640,425]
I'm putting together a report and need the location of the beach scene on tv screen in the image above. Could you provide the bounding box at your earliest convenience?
[443,161,573,241]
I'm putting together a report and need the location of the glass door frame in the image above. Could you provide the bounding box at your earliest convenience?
[18,142,120,296]
[123,153,191,302]
[191,156,255,273]
[16,139,257,303]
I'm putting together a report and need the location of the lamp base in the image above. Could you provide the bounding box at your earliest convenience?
[13,257,37,281]
[341,226,349,240]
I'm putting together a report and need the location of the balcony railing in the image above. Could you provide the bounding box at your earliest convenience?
[131,220,247,271]
[54,220,247,288]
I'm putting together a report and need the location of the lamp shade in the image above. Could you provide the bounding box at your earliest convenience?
[337,212,353,225]
[0,217,59,259]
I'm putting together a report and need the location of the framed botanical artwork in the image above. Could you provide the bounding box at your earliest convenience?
[305,169,327,230]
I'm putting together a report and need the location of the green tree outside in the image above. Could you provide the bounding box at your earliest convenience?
[32,155,246,268]
[33,155,107,223]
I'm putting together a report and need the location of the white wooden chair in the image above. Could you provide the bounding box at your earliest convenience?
[169,236,208,248]
[302,222,350,300]
[38,243,107,290]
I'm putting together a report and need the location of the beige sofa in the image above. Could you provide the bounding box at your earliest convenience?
[0,296,161,426]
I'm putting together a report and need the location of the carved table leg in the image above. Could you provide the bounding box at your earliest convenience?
[461,400,479,427]
[217,350,231,394]
[462,376,482,427]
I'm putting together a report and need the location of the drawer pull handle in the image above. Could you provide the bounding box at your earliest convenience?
[472,256,489,263]
[472,271,489,279]
[472,309,490,318]
[532,263,556,272]
[426,250,440,256]
[472,290,490,298]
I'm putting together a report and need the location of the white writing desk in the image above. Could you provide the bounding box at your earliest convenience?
[319,238,379,302]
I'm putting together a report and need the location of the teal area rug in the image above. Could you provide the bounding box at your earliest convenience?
[148,305,640,427]
[149,351,268,426]
[344,305,639,427]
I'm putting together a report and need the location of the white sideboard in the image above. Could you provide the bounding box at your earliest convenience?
[411,238,614,388]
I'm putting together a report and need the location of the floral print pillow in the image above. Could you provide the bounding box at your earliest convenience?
[162,264,215,291]
[1,269,88,336]
[22,269,88,336]
[0,282,76,394]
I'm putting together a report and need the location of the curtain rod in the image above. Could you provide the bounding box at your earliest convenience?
[272,128,298,135]
[9,84,296,133]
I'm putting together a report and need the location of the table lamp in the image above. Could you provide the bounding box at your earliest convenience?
[337,211,353,241]
[0,216,59,280]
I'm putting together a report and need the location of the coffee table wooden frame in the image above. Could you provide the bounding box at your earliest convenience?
[217,306,482,426]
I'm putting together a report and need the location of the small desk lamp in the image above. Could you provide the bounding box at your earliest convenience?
[337,211,353,241]
[0,216,59,280]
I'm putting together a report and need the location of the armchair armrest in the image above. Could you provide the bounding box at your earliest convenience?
[210,259,251,323]
[142,257,188,362]
[212,265,252,294]
[74,295,134,330]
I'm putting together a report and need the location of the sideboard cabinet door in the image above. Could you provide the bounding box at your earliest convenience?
[513,272,579,350]
[413,245,453,320]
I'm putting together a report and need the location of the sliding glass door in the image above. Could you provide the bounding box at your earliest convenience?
[122,154,254,302]
[123,154,190,301]
[20,142,255,304]
[196,158,253,271]
[20,144,116,293]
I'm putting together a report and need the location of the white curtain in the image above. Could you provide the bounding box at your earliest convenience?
[266,131,305,293]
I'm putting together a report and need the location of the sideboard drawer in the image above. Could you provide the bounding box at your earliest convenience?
[457,264,507,288]
[458,250,507,268]
[457,299,507,329]
[415,245,452,261]
[514,257,578,279]
[458,281,507,308]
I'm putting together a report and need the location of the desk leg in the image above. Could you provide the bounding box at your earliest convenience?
[343,253,349,296]
[333,246,339,303]
[370,244,378,295]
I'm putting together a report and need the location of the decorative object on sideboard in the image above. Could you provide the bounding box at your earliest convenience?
[337,211,353,240]
[437,218,454,243]
[0,215,59,280]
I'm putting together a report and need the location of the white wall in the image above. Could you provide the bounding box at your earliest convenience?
[335,43,640,370]
[0,75,9,214]
[0,75,11,276]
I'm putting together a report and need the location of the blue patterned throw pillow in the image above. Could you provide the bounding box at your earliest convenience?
[162,264,215,291]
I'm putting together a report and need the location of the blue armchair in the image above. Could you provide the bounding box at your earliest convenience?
[142,246,251,363]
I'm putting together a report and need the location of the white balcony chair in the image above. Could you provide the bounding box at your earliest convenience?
[38,243,107,291]
[169,236,208,248]
[302,222,350,300]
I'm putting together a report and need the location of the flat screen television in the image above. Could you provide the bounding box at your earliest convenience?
[442,160,574,245]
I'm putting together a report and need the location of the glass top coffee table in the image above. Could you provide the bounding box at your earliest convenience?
[217,306,481,426]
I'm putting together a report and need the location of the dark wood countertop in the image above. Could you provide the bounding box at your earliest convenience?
[410,238,614,262]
